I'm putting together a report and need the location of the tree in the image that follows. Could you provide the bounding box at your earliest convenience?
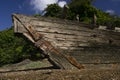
[34,14,41,17]
[0,27,43,66]
[67,0,96,23]
[43,0,120,28]
[44,4,62,18]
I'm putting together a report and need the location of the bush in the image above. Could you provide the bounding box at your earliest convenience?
[0,27,43,66]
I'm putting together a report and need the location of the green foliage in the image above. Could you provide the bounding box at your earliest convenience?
[44,4,62,18]
[96,10,120,28]
[68,0,120,28]
[34,14,41,17]
[43,0,120,28]
[111,15,120,27]
[80,17,92,24]
[0,27,43,66]
[68,0,96,19]
[65,9,75,20]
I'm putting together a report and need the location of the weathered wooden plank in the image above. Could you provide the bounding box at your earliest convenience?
[83,63,120,69]
[12,14,108,34]
[68,48,120,63]
[40,32,120,46]
[13,14,120,41]
[30,20,92,31]
[72,54,120,63]
[12,14,120,69]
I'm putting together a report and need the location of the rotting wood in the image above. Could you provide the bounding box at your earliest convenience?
[12,14,120,70]
[26,25,84,69]
[13,15,84,69]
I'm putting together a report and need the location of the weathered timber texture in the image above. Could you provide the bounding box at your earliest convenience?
[12,14,120,69]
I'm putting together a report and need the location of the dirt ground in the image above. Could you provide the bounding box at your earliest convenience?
[0,69,120,80]
[0,59,120,80]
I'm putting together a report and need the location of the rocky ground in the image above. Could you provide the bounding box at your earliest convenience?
[0,69,120,80]
[0,59,120,80]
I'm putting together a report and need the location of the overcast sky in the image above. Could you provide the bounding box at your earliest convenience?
[0,0,120,30]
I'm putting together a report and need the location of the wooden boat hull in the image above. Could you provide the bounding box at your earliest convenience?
[12,14,120,69]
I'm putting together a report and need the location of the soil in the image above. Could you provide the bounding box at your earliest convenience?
[0,59,120,80]
[0,69,120,80]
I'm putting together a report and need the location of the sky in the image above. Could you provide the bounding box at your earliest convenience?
[0,0,120,31]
